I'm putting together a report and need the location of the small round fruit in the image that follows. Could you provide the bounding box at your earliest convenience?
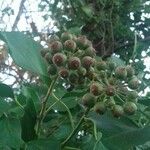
[64,40,76,51]
[47,35,60,44]
[112,105,124,117]
[105,99,115,108]
[77,67,87,76]
[61,32,72,42]
[84,47,96,57]
[115,67,127,80]
[105,85,115,96]
[40,49,49,57]
[82,93,96,108]
[52,53,66,66]
[96,61,107,71]
[82,56,95,69]
[76,36,88,49]
[107,61,116,71]
[127,91,138,100]
[45,53,53,64]
[126,65,135,77]
[123,102,137,115]
[50,41,63,54]
[47,65,57,76]
[68,57,81,70]
[90,82,103,96]
[59,68,69,78]
[108,77,117,85]
[68,72,79,84]
[94,102,106,115]
[128,77,139,89]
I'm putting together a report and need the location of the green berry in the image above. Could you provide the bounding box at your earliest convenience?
[82,56,95,69]
[59,68,69,78]
[115,67,127,80]
[40,48,49,57]
[61,32,72,42]
[52,53,66,66]
[84,47,96,57]
[68,72,79,84]
[123,102,137,115]
[96,61,107,71]
[47,35,60,44]
[77,67,87,76]
[82,93,96,108]
[68,57,81,70]
[64,40,76,51]
[76,36,88,49]
[47,65,57,76]
[126,65,135,77]
[45,53,53,64]
[50,41,63,54]
[127,91,138,100]
[112,105,124,117]
[94,102,106,115]
[128,77,139,89]
[108,77,117,85]
[107,61,116,71]
[105,99,115,108]
[90,82,103,96]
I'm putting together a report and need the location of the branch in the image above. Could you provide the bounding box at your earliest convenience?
[12,0,26,31]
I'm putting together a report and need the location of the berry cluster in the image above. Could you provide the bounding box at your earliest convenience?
[41,32,140,118]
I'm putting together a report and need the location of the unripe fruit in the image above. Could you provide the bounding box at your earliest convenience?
[112,105,124,117]
[59,68,69,78]
[52,53,66,66]
[90,82,103,96]
[47,35,60,44]
[96,61,107,71]
[61,32,72,42]
[64,40,76,51]
[50,41,63,54]
[82,93,96,108]
[47,65,57,76]
[94,102,106,115]
[115,67,127,80]
[123,102,137,115]
[105,99,115,108]
[84,47,96,57]
[107,61,116,71]
[108,77,117,85]
[86,68,95,80]
[128,77,139,89]
[68,57,81,70]
[45,53,53,64]
[127,91,138,100]
[40,49,49,57]
[68,72,79,84]
[77,67,87,76]
[82,56,95,69]
[76,36,88,49]
[105,85,115,96]
[126,65,135,77]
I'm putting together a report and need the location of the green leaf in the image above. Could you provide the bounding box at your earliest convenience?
[90,113,150,150]
[107,55,125,67]
[0,32,47,76]
[82,5,93,18]
[0,115,23,149]
[21,98,37,142]
[26,138,61,150]
[0,83,14,98]
[0,98,11,117]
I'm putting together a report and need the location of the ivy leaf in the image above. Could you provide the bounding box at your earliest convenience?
[0,83,14,98]
[0,115,23,149]
[0,32,47,76]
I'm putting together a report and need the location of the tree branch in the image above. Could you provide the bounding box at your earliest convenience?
[12,0,26,31]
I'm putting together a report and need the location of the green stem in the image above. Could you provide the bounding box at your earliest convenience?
[61,109,89,148]
[36,75,58,135]
[52,93,74,129]
[14,96,24,110]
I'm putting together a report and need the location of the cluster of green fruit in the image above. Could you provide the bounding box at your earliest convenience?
[41,32,140,118]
